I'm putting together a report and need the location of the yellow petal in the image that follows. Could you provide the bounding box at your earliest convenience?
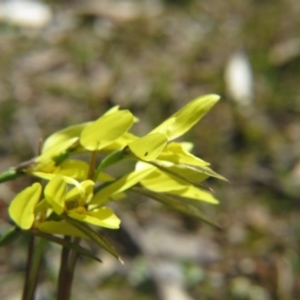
[128,132,167,161]
[44,175,67,215]
[42,122,90,154]
[37,220,89,238]
[54,159,89,179]
[102,132,138,152]
[141,170,186,192]
[65,180,95,203]
[80,110,134,151]
[32,172,84,193]
[68,207,120,229]
[157,142,209,167]
[150,94,220,140]
[170,185,219,204]
[140,169,219,204]
[8,183,42,230]
[39,137,79,161]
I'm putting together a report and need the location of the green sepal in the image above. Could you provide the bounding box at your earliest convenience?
[0,227,22,247]
[52,151,70,165]
[63,216,123,263]
[134,187,221,229]
[27,230,102,262]
[94,150,126,181]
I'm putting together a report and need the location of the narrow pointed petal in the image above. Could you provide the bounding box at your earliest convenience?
[150,94,220,140]
[140,168,218,203]
[141,170,187,192]
[169,186,219,204]
[134,187,221,229]
[68,207,121,229]
[157,142,209,167]
[37,220,89,238]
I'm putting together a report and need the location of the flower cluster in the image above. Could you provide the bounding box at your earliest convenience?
[1,94,225,260]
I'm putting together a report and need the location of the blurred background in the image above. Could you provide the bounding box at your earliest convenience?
[0,0,300,299]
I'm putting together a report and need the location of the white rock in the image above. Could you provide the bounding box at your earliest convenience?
[0,0,52,28]
[225,50,253,106]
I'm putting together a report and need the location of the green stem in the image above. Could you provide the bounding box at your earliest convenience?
[22,236,45,300]
[57,236,71,300]
[22,236,34,300]
[0,168,23,184]
[57,237,80,300]
[58,149,98,299]
[87,151,97,180]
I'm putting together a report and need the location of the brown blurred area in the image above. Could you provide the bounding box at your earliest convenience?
[0,0,300,299]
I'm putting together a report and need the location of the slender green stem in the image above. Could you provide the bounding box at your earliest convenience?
[87,151,97,180]
[57,236,71,300]
[22,236,45,300]
[57,237,81,300]
[22,235,35,300]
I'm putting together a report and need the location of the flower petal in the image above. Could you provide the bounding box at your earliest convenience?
[141,170,186,192]
[32,172,84,193]
[169,186,219,204]
[157,142,209,167]
[8,183,42,229]
[39,137,79,160]
[37,220,89,238]
[102,132,138,152]
[65,180,94,203]
[44,175,67,215]
[68,207,120,229]
[80,110,134,151]
[150,94,220,140]
[128,132,167,161]
[42,122,89,153]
